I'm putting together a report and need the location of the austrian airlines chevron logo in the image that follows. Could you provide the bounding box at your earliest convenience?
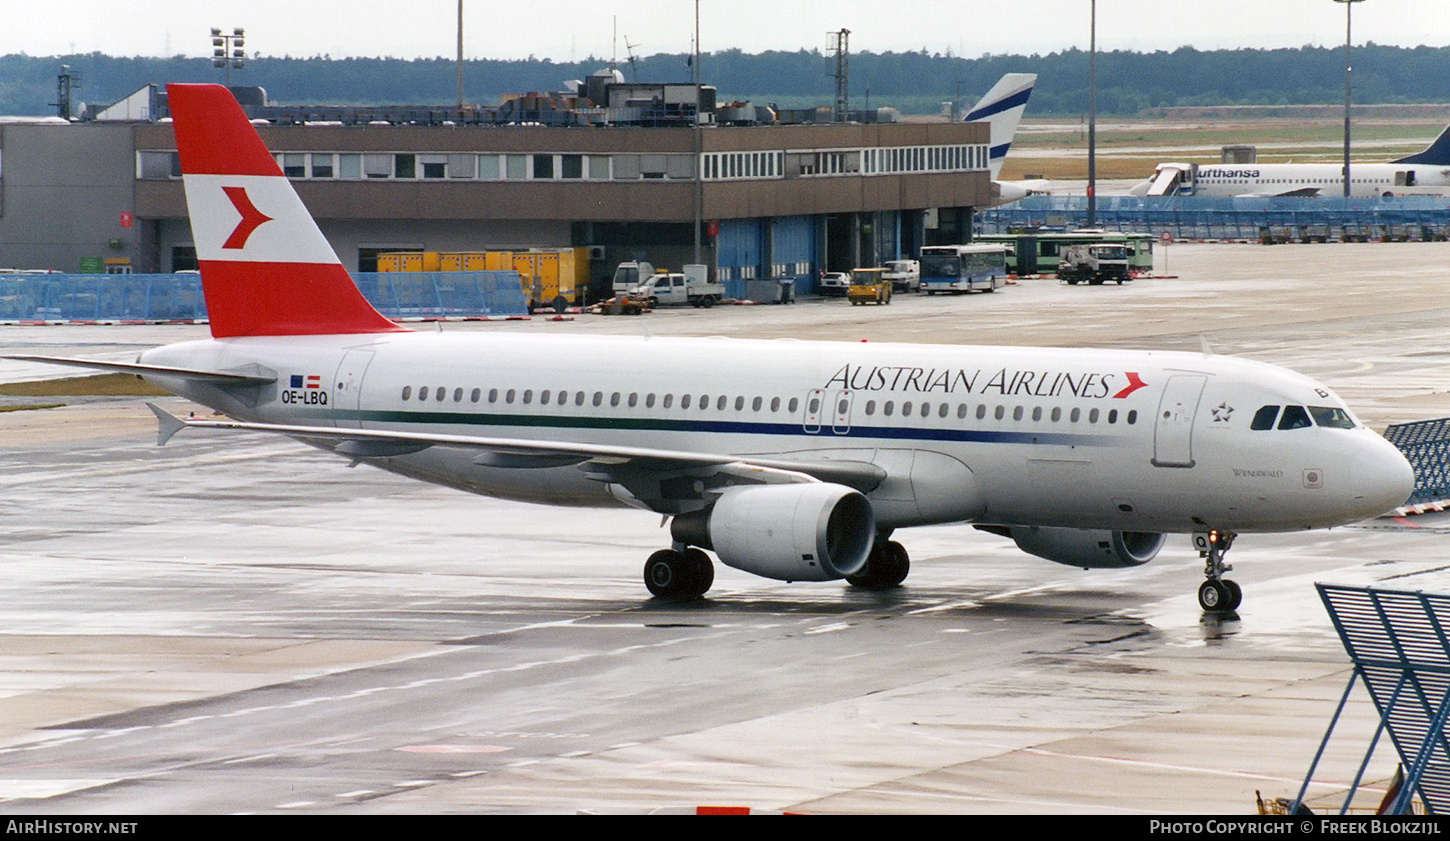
[1112,372,1148,399]
[220,185,273,249]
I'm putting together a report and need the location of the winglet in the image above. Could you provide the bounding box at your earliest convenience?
[146,402,188,446]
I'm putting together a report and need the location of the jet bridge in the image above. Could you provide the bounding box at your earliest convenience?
[1145,163,1194,196]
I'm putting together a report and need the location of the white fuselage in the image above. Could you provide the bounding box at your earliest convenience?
[138,331,1414,536]
[1163,162,1450,198]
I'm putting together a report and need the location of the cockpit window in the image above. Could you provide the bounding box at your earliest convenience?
[1278,405,1312,430]
[1251,405,1280,431]
[1308,406,1356,429]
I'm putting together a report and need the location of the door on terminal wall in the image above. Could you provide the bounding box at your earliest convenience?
[901,210,923,258]
[825,214,854,272]
[858,214,877,267]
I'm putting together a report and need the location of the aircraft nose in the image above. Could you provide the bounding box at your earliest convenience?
[1352,433,1416,517]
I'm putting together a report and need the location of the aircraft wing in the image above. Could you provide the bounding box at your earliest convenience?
[147,404,886,515]
[1235,187,1323,198]
[4,354,277,385]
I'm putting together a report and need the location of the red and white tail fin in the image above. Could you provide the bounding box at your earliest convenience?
[167,83,404,338]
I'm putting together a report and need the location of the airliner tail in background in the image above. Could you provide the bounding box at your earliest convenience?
[963,73,1036,180]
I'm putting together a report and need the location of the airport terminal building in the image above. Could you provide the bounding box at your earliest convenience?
[0,83,991,296]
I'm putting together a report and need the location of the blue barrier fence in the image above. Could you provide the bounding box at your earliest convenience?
[1385,418,1450,506]
[0,270,528,323]
[978,196,1450,241]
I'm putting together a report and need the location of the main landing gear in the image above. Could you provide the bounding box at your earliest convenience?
[641,535,914,600]
[847,536,910,591]
[1194,529,1242,613]
[643,546,714,601]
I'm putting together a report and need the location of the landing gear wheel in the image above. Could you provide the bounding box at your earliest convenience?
[1198,579,1229,612]
[847,540,910,590]
[1222,579,1243,611]
[682,547,714,596]
[644,550,684,598]
[644,548,712,601]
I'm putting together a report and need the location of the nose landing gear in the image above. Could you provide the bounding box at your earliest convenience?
[1194,530,1241,613]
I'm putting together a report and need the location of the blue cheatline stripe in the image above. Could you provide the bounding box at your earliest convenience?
[307,407,1124,449]
[963,88,1032,123]
[989,142,1013,162]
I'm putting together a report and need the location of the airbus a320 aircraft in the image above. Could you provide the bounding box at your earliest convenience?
[16,85,1416,613]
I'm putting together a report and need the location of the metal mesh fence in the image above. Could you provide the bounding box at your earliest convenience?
[0,270,528,323]
[1386,418,1450,506]
[978,196,1450,242]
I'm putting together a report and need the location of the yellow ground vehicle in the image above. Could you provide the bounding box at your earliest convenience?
[847,268,892,305]
[378,248,589,312]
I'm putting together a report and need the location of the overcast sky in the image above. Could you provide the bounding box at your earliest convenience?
[8,1,1449,61]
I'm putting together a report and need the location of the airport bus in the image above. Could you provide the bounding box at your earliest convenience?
[919,243,1009,294]
[975,231,1154,275]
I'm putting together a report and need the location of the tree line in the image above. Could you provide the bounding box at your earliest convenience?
[2,43,1447,118]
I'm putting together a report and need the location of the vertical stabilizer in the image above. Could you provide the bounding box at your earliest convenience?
[1393,122,1450,166]
[167,84,404,338]
[962,73,1037,179]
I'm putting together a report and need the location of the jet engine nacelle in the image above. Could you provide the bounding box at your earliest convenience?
[1003,526,1166,569]
[671,483,875,582]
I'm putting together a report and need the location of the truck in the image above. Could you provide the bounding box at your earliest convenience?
[629,266,724,308]
[1057,243,1130,285]
[611,261,656,295]
[881,259,921,292]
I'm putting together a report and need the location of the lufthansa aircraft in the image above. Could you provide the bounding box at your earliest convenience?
[1135,123,1450,198]
[15,85,1416,613]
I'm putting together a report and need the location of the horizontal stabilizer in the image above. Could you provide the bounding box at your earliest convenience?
[5,354,277,385]
[146,402,188,446]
